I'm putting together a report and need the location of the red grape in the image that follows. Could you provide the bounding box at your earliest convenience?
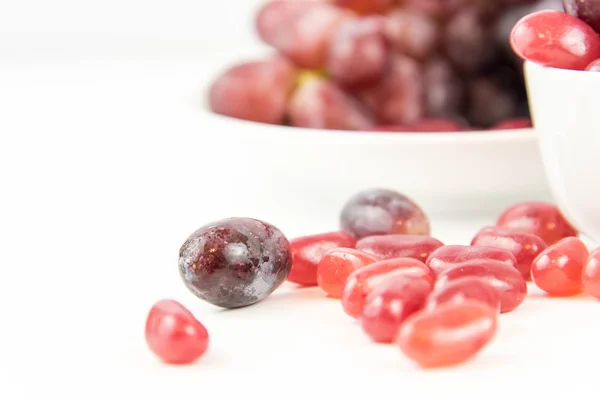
[288,77,375,130]
[333,0,395,15]
[427,245,518,277]
[586,59,600,71]
[327,16,390,90]
[423,58,465,119]
[256,0,353,68]
[209,57,297,125]
[384,8,438,60]
[426,277,501,312]
[511,10,600,70]
[563,0,600,34]
[583,248,600,300]
[317,248,379,298]
[362,54,424,125]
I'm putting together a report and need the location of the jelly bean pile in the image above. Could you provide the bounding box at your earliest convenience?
[145,188,600,368]
[207,0,564,131]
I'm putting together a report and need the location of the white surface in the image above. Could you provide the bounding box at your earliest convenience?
[526,61,600,243]
[2,59,600,399]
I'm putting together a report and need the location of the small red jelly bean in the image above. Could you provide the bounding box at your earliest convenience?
[342,258,434,318]
[471,226,548,280]
[361,275,431,343]
[145,300,209,365]
[511,10,600,71]
[426,245,518,277]
[356,234,444,263]
[288,231,357,286]
[397,300,498,368]
[531,237,589,296]
[317,248,379,298]
[583,248,600,300]
[436,259,528,313]
[497,202,578,246]
[426,277,501,312]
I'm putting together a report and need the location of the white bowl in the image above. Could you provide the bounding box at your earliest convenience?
[198,103,552,221]
[525,61,600,243]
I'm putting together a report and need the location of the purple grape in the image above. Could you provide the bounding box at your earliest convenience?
[563,0,600,33]
[340,189,431,240]
[179,218,292,309]
[423,58,465,118]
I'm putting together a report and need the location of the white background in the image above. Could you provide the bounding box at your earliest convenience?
[1,1,599,399]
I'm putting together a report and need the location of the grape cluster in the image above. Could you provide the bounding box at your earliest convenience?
[209,0,562,131]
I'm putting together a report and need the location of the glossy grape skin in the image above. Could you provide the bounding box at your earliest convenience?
[397,300,498,368]
[362,54,425,125]
[426,245,518,278]
[426,277,501,312]
[256,1,353,69]
[423,59,465,119]
[178,218,292,309]
[472,226,548,280]
[209,57,297,125]
[356,234,444,263]
[583,248,600,300]
[333,0,395,15]
[361,275,431,343]
[384,9,438,61]
[563,0,600,34]
[342,258,435,318]
[340,188,430,240]
[327,16,390,90]
[531,237,589,296]
[511,10,600,70]
[497,202,578,245]
[436,259,528,313]
[288,78,375,130]
[288,232,357,286]
[317,248,379,298]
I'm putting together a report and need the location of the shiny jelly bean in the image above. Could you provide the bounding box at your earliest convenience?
[361,275,431,343]
[145,300,209,365]
[397,300,498,368]
[531,237,589,296]
[426,277,501,312]
[436,259,528,313]
[317,248,379,298]
[342,258,435,318]
[288,231,357,286]
[426,245,518,277]
[356,234,444,263]
[471,226,548,280]
[583,248,600,300]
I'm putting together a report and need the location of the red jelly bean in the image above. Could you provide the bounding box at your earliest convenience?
[342,258,434,318]
[397,300,498,368]
[426,245,518,277]
[317,248,378,298]
[586,59,600,71]
[583,248,600,300]
[288,232,357,286]
[471,226,548,280]
[510,10,600,70]
[497,202,578,246]
[356,234,444,263]
[361,275,431,343]
[436,259,528,313]
[426,277,501,312]
[531,237,589,296]
[145,300,209,365]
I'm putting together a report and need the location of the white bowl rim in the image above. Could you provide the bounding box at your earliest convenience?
[525,60,600,79]
[200,107,536,145]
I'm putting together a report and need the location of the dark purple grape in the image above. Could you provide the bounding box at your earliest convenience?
[340,189,430,240]
[179,218,292,309]
[563,0,600,34]
[467,67,520,128]
[423,58,465,118]
[443,6,496,72]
